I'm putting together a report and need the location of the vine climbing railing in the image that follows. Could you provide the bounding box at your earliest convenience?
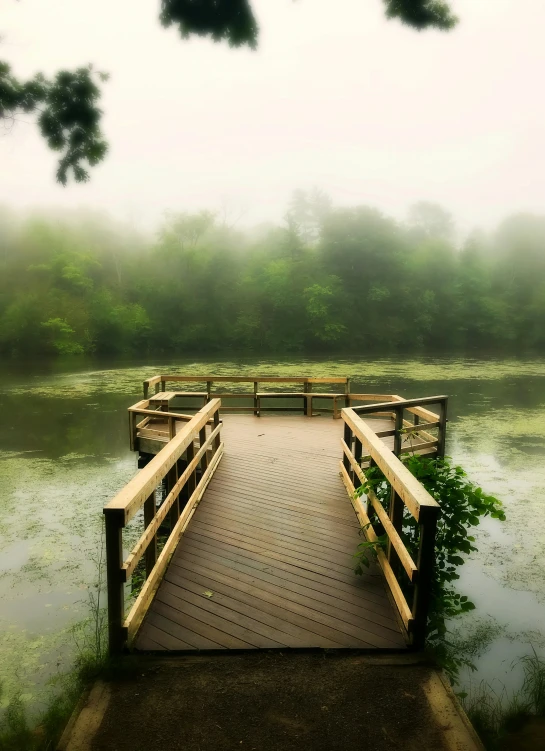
[340,405,442,648]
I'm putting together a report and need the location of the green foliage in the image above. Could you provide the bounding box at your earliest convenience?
[2,199,545,358]
[0,691,35,751]
[383,0,458,30]
[519,649,545,717]
[353,523,388,574]
[41,318,85,355]
[463,649,545,749]
[354,454,505,682]
[160,0,259,48]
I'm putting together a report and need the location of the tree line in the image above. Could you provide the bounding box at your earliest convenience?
[1,192,544,358]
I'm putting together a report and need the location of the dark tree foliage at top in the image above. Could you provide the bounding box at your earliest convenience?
[161,0,259,48]
[0,63,108,185]
[383,0,458,30]
[0,0,458,184]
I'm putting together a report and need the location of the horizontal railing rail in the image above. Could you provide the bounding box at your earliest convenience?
[104,399,224,654]
[143,374,351,398]
[142,374,352,417]
[340,407,441,649]
[128,398,203,449]
[351,395,448,458]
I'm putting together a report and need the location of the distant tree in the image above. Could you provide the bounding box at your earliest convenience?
[3,199,545,358]
[408,201,455,241]
[0,0,458,184]
[288,188,332,245]
[282,211,305,261]
[159,210,217,251]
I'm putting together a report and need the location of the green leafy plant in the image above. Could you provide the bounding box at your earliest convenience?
[353,523,388,575]
[354,453,506,682]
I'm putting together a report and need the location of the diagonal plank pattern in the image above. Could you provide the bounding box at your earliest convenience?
[136,414,407,651]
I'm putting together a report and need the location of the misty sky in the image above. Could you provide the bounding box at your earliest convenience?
[1,0,544,233]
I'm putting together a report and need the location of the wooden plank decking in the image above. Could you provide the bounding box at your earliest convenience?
[135,415,407,651]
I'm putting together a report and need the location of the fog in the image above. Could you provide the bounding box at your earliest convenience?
[1,0,545,232]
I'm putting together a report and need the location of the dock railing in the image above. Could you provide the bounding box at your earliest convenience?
[141,375,447,424]
[142,375,352,417]
[340,406,441,648]
[104,399,223,654]
[350,395,448,459]
[127,398,210,451]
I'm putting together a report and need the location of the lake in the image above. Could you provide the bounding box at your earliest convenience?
[1,355,544,713]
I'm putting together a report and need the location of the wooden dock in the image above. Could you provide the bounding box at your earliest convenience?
[63,382,489,751]
[136,415,406,651]
[104,376,447,655]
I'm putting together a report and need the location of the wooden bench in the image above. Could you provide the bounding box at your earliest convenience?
[150,391,209,409]
[148,391,178,409]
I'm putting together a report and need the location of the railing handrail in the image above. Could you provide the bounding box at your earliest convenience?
[105,398,221,525]
[350,395,448,458]
[104,398,224,653]
[143,374,352,399]
[342,408,439,521]
[340,406,441,648]
[352,395,446,415]
[145,374,350,385]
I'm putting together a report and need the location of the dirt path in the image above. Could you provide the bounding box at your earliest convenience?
[60,652,483,751]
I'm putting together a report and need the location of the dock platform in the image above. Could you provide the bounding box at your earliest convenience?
[61,377,487,751]
[104,375,448,655]
[136,415,406,651]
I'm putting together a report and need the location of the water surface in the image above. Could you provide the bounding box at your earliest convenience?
[1,356,544,710]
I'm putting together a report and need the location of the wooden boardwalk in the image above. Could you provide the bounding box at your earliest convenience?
[135,415,407,651]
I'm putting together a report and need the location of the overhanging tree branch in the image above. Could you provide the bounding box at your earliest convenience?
[0,63,108,184]
[0,0,458,184]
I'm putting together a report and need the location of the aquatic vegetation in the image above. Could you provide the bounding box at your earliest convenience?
[463,649,545,750]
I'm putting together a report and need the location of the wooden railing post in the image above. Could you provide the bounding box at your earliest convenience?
[345,377,350,408]
[411,507,439,649]
[213,409,221,451]
[105,510,125,655]
[387,490,404,572]
[343,423,352,477]
[168,463,180,528]
[353,436,363,490]
[437,398,448,458]
[304,380,313,416]
[143,492,157,578]
[186,441,196,496]
[207,381,212,403]
[393,407,403,457]
[143,381,149,399]
[199,427,209,473]
[129,411,137,452]
[253,381,258,416]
